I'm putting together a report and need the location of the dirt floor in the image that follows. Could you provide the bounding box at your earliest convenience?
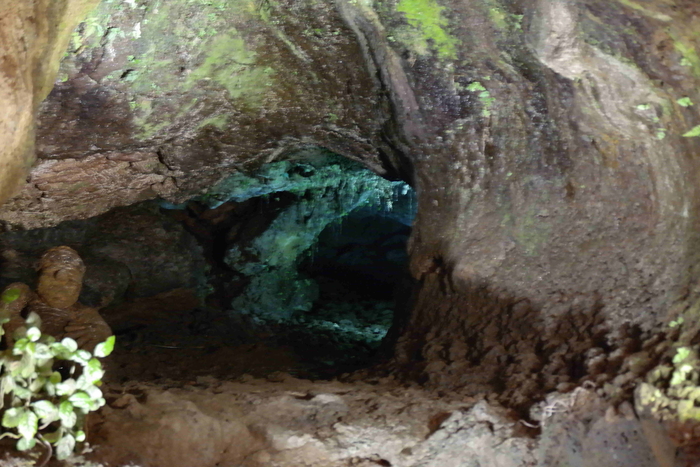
[0,290,688,467]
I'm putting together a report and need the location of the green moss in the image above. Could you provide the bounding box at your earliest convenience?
[137,120,171,140]
[489,7,508,30]
[674,347,693,365]
[678,399,700,421]
[487,4,522,32]
[466,82,495,117]
[396,0,459,60]
[197,114,229,130]
[186,32,275,104]
[514,213,550,256]
[616,0,672,22]
[65,0,276,140]
[672,37,700,78]
[217,152,413,320]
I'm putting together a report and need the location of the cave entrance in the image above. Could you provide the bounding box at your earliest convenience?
[0,149,416,382]
[166,147,417,376]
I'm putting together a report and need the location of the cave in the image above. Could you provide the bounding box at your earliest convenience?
[0,151,415,380]
[1,0,700,465]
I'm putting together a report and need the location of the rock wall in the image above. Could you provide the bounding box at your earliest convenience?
[1,0,700,411]
[0,0,100,205]
[389,0,700,405]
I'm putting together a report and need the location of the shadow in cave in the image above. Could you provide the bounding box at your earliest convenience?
[283,205,414,372]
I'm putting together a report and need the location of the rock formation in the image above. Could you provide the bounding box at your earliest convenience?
[0,0,101,205]
[1,0,700,463]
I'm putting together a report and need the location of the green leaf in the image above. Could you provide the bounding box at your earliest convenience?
[42,427,63,444]
[32,400,59,423]
[50,372,62,385]
[1,288,21,304]
[75,430,86,442]
[18,351,36,379]
[34,343,52,360]
[56,378,77,397]
[28,376,47,393]
[16,436,36,452]
[13,385,32,400]
[55,434,76,460]
[17,410,38,440]
[94,336,116,358]
[2,407,23,428]
[84,385,103,401]
[1,374,16,395]
[26,327,41,342]
[61,338,78,354]
[49,342,71,359]
[70,350,91,365]
[69,391,93,410]
[678,97,694,107]
[13,338,29,354]
[24,312,41,329]
[466,82,486,92]
[84,358,105,384]
[58,401,77,428]
[683,125,700,137]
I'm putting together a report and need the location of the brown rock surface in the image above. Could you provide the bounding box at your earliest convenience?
[0,1,700,463]
[0,0,101,205]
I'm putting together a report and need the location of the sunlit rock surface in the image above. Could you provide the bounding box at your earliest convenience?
[0,0,101,205]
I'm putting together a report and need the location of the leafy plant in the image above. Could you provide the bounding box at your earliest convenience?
[0,290,115,461]
[678,97,694,107]
[683,125,700,138]
[466,81,496,117]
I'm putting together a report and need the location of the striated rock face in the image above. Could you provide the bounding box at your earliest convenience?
[1,0,700,411]
[0,0,101,205]
[0,150,180,229]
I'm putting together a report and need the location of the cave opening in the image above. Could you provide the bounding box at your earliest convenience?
[164,147,418,375]
[0,148,416,381]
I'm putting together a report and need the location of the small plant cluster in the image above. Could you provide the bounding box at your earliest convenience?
[0,288,115,461]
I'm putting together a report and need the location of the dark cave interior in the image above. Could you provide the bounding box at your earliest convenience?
[0,151,417,381]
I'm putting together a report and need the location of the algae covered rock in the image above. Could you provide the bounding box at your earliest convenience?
[211,150,412,321]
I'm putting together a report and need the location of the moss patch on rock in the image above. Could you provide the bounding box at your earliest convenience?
[64,0,275,141]
[395,0,459,60]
